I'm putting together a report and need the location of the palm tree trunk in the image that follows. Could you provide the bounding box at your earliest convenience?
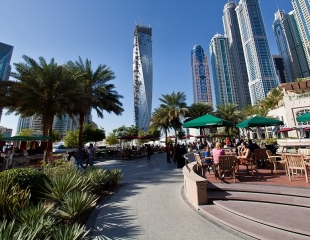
[78,112,85,146]
[165,128,168,145]
[174,128,177,145]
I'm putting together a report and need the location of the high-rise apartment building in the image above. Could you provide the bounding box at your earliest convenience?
[273,55,289,83]
[191,44,213,105]
[0,42,13,81]
[0,42,14,122]
[210,35,238,106]
[292,0,310,67]
[16,113,91,136]
[236,0,279,104]
[223,2,251,108]
[133,25,153,131]
[273,10,310,81]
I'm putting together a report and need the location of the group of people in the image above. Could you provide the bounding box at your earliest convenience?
[200,139,261,179]
[67,143,96,169]
[165,143,188,168]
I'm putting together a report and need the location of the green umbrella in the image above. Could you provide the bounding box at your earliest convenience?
[183,114,233,128]
[236,116,283,128]
[296,112,310,122]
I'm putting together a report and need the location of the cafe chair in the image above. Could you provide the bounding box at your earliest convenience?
[285,154,309,183]
[194,153,212,177]
[266,150,287,174]
[253,148,268,168]
[218,155,237,183]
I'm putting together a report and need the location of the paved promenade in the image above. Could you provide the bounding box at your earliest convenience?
[87,153,253,240]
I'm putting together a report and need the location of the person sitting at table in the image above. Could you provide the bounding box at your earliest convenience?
[204,146,212,163]
[212,142,225,178]
[237,143,252,164]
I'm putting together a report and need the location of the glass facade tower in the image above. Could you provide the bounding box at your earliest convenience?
[191,44,213,105]
[0,42,13,81]
[223,2,251,108]
[210,35,238,106]
[236,0,279,105]
[291,0,310,68]
[273,10,310,81]
[133,25,153,131]
[0,42,14,122]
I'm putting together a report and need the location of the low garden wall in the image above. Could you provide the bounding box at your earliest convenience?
[183,152,208,207]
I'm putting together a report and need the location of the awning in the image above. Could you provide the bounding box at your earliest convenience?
[0,136,52,141]
[296,112,310,122]
[278,127,294,133]
[236,116,283,128]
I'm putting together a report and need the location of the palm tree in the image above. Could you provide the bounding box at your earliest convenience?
[216,103,242,136]
[255,99,270,117]
[158,92,188,144]
[6,56,83,138]
[241,105,255,119]
[67,57,124,145]
[150,107,171,144]
[265,88,284,109]
[185,102,214,136]
[186,102,214,120]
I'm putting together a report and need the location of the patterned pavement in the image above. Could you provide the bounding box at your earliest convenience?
[86,153,253,240]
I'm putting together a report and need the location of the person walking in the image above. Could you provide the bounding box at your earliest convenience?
[146,144,152,162]
[166,143,171,163]
[88,143,96,167]
[76,145,85,169]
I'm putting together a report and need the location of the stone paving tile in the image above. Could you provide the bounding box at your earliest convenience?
[87,154,252,239]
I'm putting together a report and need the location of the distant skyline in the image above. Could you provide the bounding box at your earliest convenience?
[0,0,293,135]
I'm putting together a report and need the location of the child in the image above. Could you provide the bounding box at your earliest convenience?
[204,146,212,163]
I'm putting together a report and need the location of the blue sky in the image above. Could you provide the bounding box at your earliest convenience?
[1,0,293,135]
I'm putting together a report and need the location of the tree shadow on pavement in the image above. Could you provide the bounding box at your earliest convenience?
[86,183,146,239]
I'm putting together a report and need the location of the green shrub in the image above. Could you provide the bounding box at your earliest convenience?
[0,219,45,240]
[43,159,71,168]
[264,138,278,145]
[50,223,89,240]
[108,169,123,188]
[54,191,98,222]
[0,220,19,240]
[0,168,48,202]
[85,168,110,193]
[0,177,31,220]
[13,203,55,238]
[43,170,92,202]
[43,165,77,179]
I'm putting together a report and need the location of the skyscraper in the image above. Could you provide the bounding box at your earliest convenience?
[210,35,238,106]
[223,1,251,108]
[292,0,310,68]
[16,114,86,136]
[0,42,13,81]
[0,42,14,122]
[236,0,279,104]
[273,10,310,81]
[191,44,213,105]
[133,25,153,131]
[273,55,289,83]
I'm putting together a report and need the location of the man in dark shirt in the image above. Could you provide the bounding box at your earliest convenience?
[248,140,260,153]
